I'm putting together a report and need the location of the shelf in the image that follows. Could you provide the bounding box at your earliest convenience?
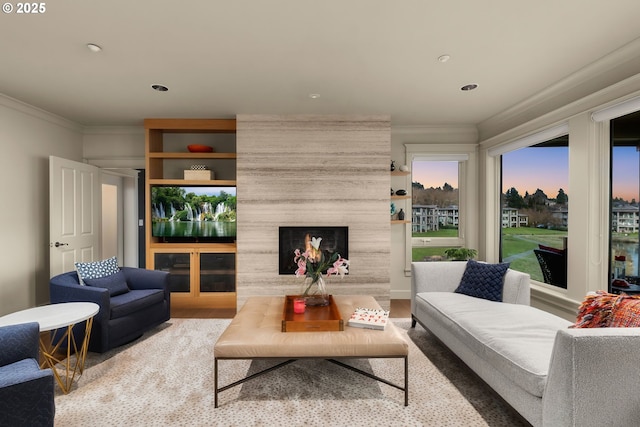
[391,195,410,199]
[144,118,236,132]
[148,152,236,159]
[148,179,236,186]
[146,118,238,311]
[391,220,411,224]
[391,170,410,176]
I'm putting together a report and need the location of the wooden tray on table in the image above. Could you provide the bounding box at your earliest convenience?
[281,295,343,332]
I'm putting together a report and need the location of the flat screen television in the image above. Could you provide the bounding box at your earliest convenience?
[151,186,236,243]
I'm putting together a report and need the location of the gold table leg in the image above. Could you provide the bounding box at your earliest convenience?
[39,317,94,394]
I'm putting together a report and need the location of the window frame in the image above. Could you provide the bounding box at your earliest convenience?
[403,144,477,274]
[487,122,571,294]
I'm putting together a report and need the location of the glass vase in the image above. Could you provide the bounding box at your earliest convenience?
[301,275,330,306]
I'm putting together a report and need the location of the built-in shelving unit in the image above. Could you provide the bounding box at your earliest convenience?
[391,169,411,224]
[144,118,237,310]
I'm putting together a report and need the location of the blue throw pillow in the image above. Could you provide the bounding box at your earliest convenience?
[454,260,510,302]
[75,256,119,285]
[84,270,130,296]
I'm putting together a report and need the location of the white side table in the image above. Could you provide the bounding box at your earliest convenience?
[0,302,99,393]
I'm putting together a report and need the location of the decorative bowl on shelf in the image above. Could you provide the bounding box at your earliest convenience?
[187,144,214,153]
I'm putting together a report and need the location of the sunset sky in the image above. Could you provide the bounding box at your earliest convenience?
[411,146,640,202]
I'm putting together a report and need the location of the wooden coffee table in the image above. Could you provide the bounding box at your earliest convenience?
[214,295,409,407]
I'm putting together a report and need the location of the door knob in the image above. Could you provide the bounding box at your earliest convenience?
[54,242,68,247]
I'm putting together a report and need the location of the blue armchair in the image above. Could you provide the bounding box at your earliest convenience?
[0,322,55,427]
[50,267,170,353]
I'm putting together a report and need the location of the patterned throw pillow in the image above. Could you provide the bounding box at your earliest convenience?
[609,294,640,327]
[454,260,510,302]
[75,256,119,285]
[570,290,617,328]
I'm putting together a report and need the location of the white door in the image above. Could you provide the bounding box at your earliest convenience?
[49,156,101,277]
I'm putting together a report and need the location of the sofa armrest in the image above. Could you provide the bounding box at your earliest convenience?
[49,279,111,325]
[0,323,40,366]
[502,269,530,305]
[411,261,467,294]
[543,328,640,427]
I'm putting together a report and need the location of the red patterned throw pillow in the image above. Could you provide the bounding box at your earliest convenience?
[609,294,640,327]
[570,290,617,328]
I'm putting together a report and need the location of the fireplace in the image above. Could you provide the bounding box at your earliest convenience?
[279,226,349,275]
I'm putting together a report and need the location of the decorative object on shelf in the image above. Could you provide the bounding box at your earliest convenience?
[390,160,395,171]
[398,209,405,221]
[184,169,213,180]
[293,235,349,306]
[390,202,396,216]
[395,189,407,196]
[190,164,209,170]
[390,188,394,196]
[187,144,214,153]
[399,165,409,172]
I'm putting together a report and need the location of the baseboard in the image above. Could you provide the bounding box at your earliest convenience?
[390,289,411,300]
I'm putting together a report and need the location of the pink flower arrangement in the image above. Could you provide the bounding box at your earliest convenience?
[293,236,349,283]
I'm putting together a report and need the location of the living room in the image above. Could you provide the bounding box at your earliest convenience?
[3,2,640,426]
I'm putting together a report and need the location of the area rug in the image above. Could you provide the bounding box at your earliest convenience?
[53,319,528,426]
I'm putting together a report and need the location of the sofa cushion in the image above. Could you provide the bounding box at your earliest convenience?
[455,260,510,302]
[570,290,617,328]
[110,289,165,320]
[609,294,640,327]
[84,271,130,297]
[415,292,572,397]
[75,256,119,285]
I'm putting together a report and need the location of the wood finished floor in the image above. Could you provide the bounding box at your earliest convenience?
[171,299,411,319]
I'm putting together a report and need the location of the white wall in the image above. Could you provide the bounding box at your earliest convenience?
[0,95,83,315]
[389,126,479,299]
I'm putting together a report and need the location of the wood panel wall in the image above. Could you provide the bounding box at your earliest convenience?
[236,115,391,309]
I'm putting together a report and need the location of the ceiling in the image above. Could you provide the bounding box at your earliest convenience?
[3,1,640,129]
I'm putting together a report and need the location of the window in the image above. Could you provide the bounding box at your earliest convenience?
[409,156,466,262]
[500,136,569,288]
[610,110,640,293]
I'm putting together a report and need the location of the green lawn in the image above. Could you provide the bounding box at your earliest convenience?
[412,226,567,282]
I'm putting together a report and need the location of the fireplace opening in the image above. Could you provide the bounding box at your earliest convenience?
[279,226,349,275]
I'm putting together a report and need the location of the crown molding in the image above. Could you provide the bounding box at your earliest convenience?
[478,37,640,141]
[0,93,82,132]
[392,125,478,144]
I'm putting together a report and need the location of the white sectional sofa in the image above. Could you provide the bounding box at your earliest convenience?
[411,261,640,427]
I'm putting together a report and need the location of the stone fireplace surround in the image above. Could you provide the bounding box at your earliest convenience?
[235,115,391,309]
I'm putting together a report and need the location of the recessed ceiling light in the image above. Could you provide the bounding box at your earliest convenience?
[309,93,320,99]
[437,54,451,63]
[86,43,102,52]
[151,84,169,92]
[461,84,478,91]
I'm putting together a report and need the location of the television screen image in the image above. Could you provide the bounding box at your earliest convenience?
[151,186,236,242]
